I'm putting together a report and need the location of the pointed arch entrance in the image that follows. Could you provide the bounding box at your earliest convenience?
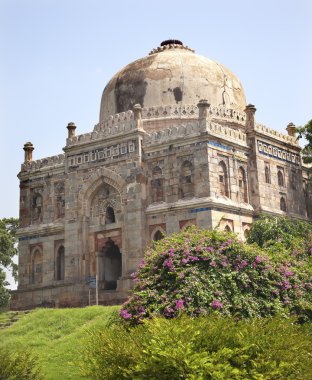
[98,238,122,290]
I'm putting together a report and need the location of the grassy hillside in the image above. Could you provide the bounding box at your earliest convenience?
[0,306,119,380]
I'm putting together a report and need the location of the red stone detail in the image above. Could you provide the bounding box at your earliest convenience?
[95,229,122,251]
[149,223,166,235]
[179,219,196,230]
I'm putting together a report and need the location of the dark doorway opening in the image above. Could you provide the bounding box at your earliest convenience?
[101,238,121,290]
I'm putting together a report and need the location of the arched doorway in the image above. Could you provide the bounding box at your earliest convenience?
[100,238,122,290]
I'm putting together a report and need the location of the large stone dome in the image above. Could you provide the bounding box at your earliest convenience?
[99,40,246,121]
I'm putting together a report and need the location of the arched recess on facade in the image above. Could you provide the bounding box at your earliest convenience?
[105,206,116,224]
[78,168,126,219]
[218,161,229,197]
[243,228,250,240]
[31,246,43,284]
[238,166,248,203]
[151,166,164,203]
[224,225,232,233]
[280,196,287,212]
[151,226,166,242]
[277,170,285,187]
[98,238,122,290]
[179,160,194,199]
[77,168,126,283]
[56,245,65,281]
[265,166,270,184]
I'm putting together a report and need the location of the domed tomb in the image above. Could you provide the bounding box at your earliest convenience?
[99,40,246,121]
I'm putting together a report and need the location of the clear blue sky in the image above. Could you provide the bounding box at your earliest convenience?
[1,0,312,220]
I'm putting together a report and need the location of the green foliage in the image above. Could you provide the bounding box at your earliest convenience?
[0,218,18,270]
[0,270,10,308]
[297,119,312,164]
[0,347,43,380]
[80,315,312,380]
[0,217,18,307]
[247,214,312,249]
[120,226,311,324]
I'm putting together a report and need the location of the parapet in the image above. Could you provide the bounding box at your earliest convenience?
[255,123,298,146]
[20,154,65,173]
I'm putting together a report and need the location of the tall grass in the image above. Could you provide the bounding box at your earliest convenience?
[0,306,118,380]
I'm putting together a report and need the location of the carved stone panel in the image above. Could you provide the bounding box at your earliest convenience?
[90,183,121,225]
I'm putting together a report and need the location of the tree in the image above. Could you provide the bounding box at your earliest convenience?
[247,214,311,249]
[0,218,18,307]
[297,119,312,164]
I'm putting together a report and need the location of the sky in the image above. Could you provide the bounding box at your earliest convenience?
[1,0,312,286]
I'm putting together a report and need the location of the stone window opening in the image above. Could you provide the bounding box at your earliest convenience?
[56,246,65,281]
[153,229,164,241]
[105,206,116,224]
[218,161,229,197]
[31,249,43,285]
[179,160,194,199]
[224,225,232,233]
[238,167,248,203]
[265,166,270,184]
[151,166,164,202]
[280,196,287,212]
[243,229,250,239]
[290,171,297,190]
[32,193,43,222]
[277,169,285,187]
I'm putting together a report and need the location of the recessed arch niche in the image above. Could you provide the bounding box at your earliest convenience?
[89,183,121,226]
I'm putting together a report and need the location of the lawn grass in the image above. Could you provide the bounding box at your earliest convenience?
[0,306,119,380]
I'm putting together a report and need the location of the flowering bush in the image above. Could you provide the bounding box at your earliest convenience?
[120,227,311,324]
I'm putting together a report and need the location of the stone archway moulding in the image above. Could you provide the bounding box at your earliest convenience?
[150,225,166,240]
[78,167,126,217]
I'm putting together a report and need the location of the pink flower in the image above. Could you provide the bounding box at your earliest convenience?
[210,260,217,267]
[285,270,293,277]
[175,299,184,310]
[282,280,291,290]
[189,256,198,262]
[210,300,223,309]
[120,309,132,320]
[164,259,174,270]
[255,255,262,263]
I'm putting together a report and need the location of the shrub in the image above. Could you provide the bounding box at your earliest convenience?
[247,214,312,250]
[0,348,43,380]
[120,227,311,324]
[80,315,312,380]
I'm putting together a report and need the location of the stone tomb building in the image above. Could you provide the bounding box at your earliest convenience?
[11,40,310,309]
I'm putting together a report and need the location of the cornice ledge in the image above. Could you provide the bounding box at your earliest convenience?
[146,197,254,214]
[17,222,65,238]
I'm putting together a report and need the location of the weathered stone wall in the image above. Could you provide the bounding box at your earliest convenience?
[12,104,310,310]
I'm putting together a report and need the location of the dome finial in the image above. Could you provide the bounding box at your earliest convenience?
[161,39,183,46]
[149,40,195,55]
